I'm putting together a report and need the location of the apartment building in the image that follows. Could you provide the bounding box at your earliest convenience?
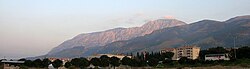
[161,45,200,60]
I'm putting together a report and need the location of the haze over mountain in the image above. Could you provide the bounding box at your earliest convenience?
[97,15,250,54]
[47,19,186,55]
[30,15,250,59]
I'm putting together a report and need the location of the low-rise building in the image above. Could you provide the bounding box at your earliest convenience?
[87,54,131,60]
[48,58,71,65]
[161,45,200,60]
[205,53,230,61]
[1,60,25,69]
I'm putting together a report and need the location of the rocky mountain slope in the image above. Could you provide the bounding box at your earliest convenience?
[48,19,186,55]
[97,15,250,54]
[37,15,250,58]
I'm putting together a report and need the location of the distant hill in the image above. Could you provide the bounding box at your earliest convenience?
[97,15,250,54]
[31,15,250,59]
[45,19,186,58]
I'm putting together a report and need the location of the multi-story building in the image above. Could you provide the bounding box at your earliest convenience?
[161,45,200,60]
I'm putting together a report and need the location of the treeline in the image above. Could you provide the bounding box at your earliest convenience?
[15,52,174,69]
[7,46,250,68]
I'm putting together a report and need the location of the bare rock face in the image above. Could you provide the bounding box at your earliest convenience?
[47,19,186,55]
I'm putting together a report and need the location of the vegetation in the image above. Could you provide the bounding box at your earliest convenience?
[42,58,51,68]
[52,59,63,68]
[70,58,90,68]
[110,56,121,69]
[121,56,131,66]
[64,62,72,68]
[33,59,43,68]
[90,57,101,68]
[99,55,110,67]
[2,46,250,68]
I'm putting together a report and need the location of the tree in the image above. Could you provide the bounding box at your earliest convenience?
[207,47,228,54]
[18,58,26,61]
[199,50,208,60]
[121,56,131,66]
[24,60,33,67]
[33,59,43,68]
[147,57,159,66]
[52,59,63,68]
[64,62,72,68]
[100,55,109,59]
[161,52,174,60]
[90,58,101,68]
[71,58,89,68]
[99,55,110,67]
[110,56,120,69]
[42,58,51,68]
[237,46,250,59]
[178,57,192,64]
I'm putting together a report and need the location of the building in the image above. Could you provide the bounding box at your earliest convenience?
[1,60,25,69]
[161,45,200,60]
[48,58,71,65]
[87,54,132,60]
[205,53,230,61]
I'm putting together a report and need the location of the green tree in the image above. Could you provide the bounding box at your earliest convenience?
[90,58,101,68]
[18,58,26,61]
[237,46,250,59]
[207,47,228,54]
[24,60,33,67]
[64,62,72,68]
[42,58,51,68]
[161,52,174,60]
[121,56,131,66]
[178,57,192,64]
[147,57,159,67]
[33,59,43,68]
[99,55,110,67]
[110,56,120,69]
[52,59,63,68]
[71,58,89,68]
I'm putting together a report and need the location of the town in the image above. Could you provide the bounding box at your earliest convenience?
[1,45,250,69]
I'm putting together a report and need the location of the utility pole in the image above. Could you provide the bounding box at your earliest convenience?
[234,36,237,59]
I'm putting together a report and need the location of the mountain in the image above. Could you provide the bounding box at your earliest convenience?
[226,15,250,23]
[36,15,250,58]
[96,15,250,54]
[47,19,186,55]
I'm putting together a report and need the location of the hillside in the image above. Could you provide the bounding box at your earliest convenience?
[97,15,250,54]
[46,19,186,57]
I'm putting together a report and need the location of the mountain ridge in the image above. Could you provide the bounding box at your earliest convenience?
[96,15,250,54]
[32,15,250,59]
[48,19,186,55]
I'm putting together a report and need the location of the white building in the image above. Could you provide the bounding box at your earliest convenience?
[161,46,200,60]
[205,53,230,61]
[87,54,131,60]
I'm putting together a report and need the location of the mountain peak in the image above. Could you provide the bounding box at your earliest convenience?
[233,15,250,19]
[142,19,186,28]
[47,18,186,55]
[226,15,250,23]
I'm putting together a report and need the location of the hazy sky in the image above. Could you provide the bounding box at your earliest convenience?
[1,0,250,59]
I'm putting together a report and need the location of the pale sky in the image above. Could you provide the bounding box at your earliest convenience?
[0,0,250,59]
